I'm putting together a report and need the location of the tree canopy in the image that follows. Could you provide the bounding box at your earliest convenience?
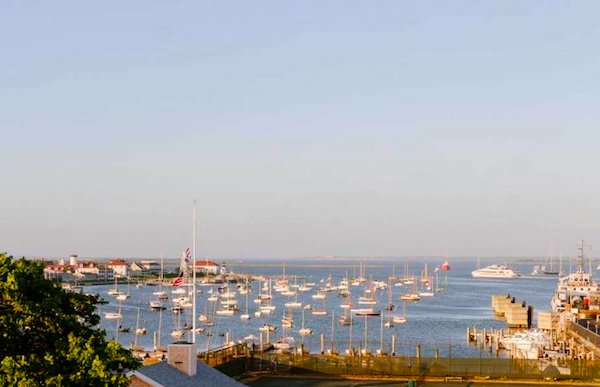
[0,253,139,386]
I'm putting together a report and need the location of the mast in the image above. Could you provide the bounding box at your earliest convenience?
[559,251,563,276]
[134,308,140,349]
[363,313,368,354]
[156,307,163,351]
[379,311,384,352]
[160,253,164,282]
[349,311,353,355]
[330,310,335,353]
[192,200,197,344]
[578,239,585,275]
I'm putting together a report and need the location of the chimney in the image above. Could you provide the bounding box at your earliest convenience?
[167,343,197,376]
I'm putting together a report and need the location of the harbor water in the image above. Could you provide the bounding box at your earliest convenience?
[89,257,560,357]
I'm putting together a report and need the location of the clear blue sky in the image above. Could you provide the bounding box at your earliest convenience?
[2,1,600,259]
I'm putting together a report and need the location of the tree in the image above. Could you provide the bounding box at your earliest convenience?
[0,253,139,386]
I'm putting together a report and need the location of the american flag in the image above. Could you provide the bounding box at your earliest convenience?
[181,248,192,264]
[172,273,185,287]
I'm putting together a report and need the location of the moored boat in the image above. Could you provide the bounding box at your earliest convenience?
[351,308,381,316]
[551,240,600,313]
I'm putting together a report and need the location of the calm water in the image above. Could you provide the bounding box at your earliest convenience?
[88,257,560,357]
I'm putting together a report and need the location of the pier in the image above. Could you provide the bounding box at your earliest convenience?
[467,294,600,361]
[491,294,533,328]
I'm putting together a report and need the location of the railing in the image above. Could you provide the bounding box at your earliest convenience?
[198,342,248,367]
[248,353,600,381]
[572,319,600,347]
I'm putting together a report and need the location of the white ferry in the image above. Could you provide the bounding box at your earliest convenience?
[471,264,521,279]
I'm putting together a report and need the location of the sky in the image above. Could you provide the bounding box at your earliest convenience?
[2,1,600,259]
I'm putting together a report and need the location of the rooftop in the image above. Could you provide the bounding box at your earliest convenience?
[134,360,244,387]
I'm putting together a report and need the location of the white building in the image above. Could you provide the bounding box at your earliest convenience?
[107,259,129,278]
[194,260,220,275]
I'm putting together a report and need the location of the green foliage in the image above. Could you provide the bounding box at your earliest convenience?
[0,253,139,386]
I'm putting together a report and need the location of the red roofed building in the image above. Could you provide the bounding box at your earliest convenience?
[44,259,105,281]
[194,260,220,275]
[107,259,129,277]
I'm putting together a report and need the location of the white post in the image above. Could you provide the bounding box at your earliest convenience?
[192,200,197,344]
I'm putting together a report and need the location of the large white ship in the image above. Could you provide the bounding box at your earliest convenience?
[471,264,521,279]
[551,240,600,313]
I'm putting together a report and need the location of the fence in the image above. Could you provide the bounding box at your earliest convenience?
[198,342,248,367]
[196,341,600,381]
[573,319,600,347]
[249,353,600,381]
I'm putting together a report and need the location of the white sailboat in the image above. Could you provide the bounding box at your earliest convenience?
[298,307,313,336]
[152,255,169,301]
[391,301,407,324]
[105,300,123,319]
[116,277,131,301]
[107,276,125,297]
[134,308,147,336]
[240,283,251,320]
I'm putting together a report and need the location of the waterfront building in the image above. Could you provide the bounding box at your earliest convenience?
[44,257,102,281]
[140,260,161,274]
[107,259,129,278]
[194,260,220,275]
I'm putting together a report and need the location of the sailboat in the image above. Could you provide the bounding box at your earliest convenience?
[419,263,431,284]
[170,288,185,339]
[339,310,353,325]
[418,274,435,297]
[435,272,447,293]
[134,308,147,336]
[388,263,397,280]
[392,301,407,324]
[152,254,169,301]
[345,312,355,355]
[198,294,214,326]
[298,307,313,335]
[326,310,338,355]
[281,307,293,328]
[360,313,370,355]
[105,300,123,319]
[358,278,377,305]
[384,279,395,328]
[312,293,327,316]
[115,276,130,301]
[401,263,415,285]
[284,290,302,309]
[259,278,276,315]
[384,278,395,311]
[400,277,421,301]
[542,256,560,275]
[152,308,167,353]
[240,282,251,320]
[259,324,276,332]
[275,306,295,353]
[107,276,125,297]
[150,299,167,311]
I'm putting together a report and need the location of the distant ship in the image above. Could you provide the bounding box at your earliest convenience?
[472,264,521,279]
[440,255,451,271]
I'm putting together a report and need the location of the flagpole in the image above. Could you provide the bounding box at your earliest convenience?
[192,200,197,344]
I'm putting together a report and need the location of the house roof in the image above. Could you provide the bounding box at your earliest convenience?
[195,260,219,267]
[108,259,128,266]
[134,360,244,387]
